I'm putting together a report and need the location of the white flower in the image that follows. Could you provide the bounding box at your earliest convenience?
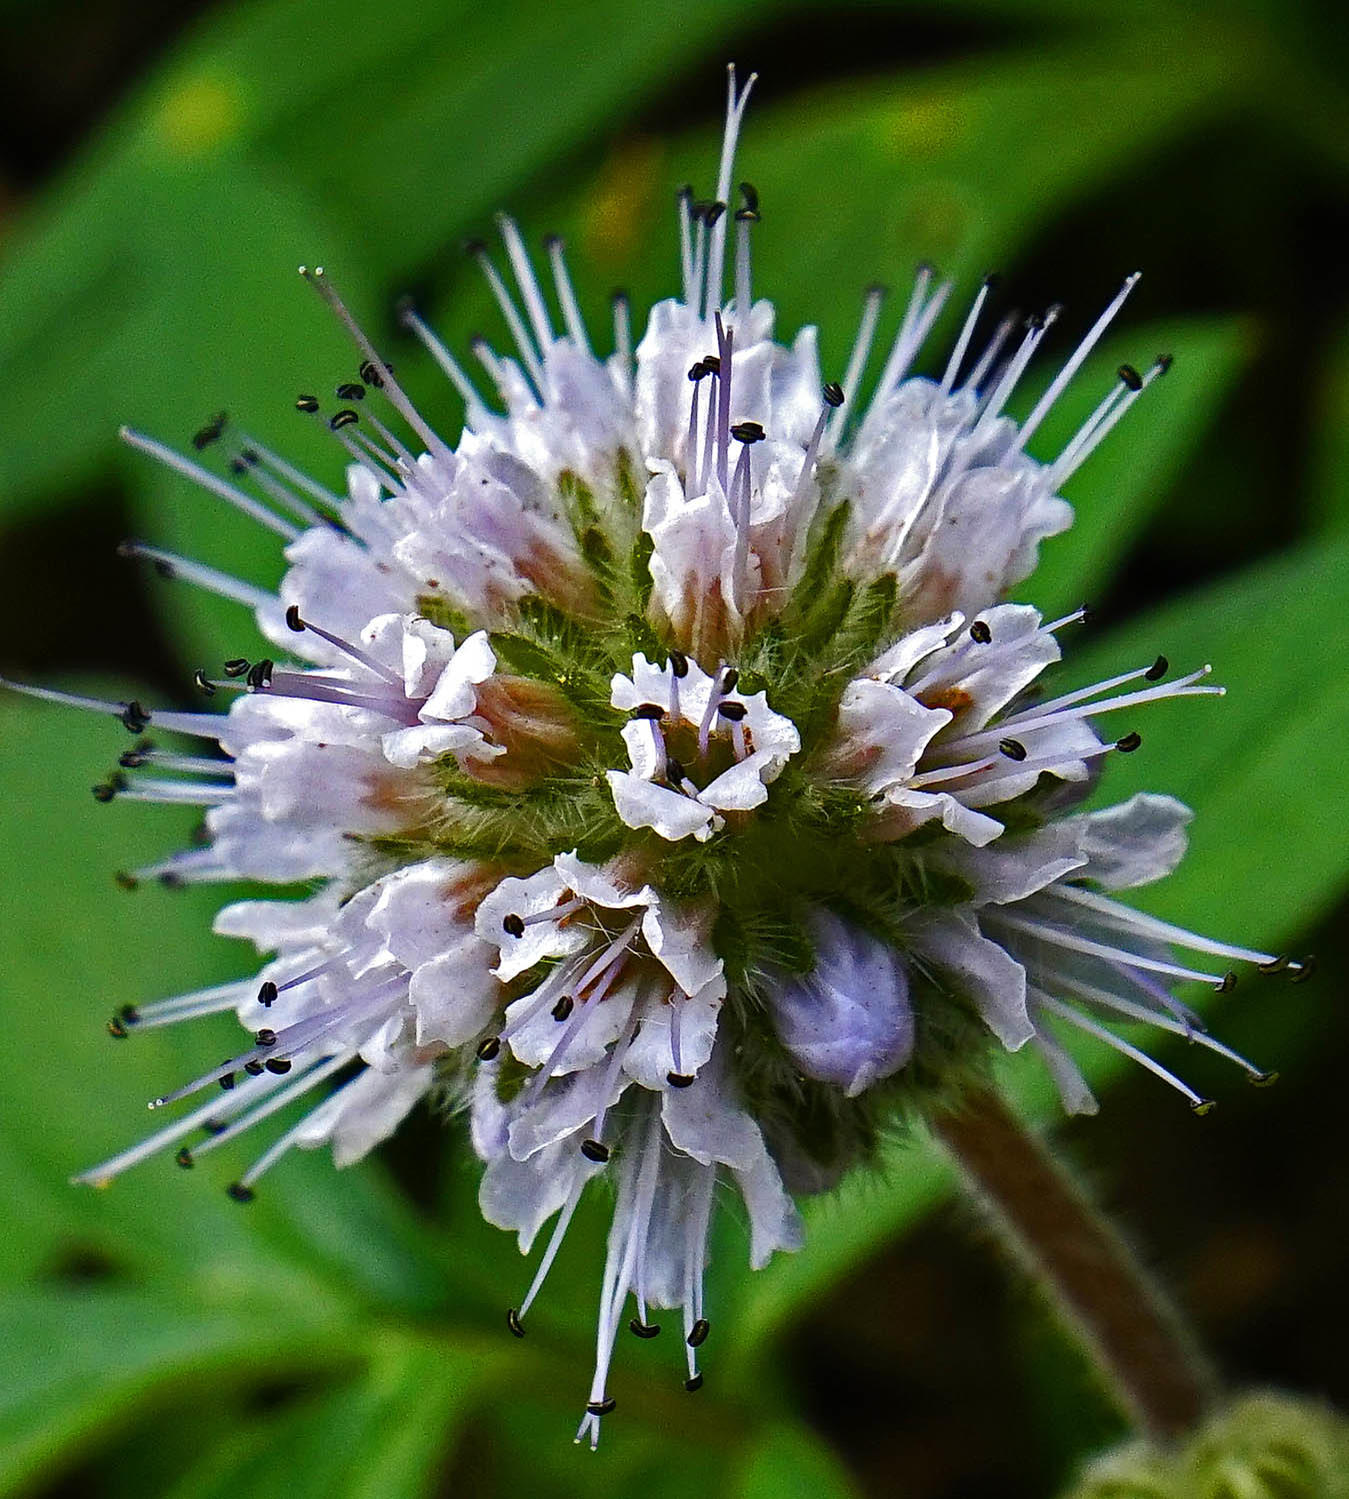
[2,64,1308,1447]
[606,651,800,841]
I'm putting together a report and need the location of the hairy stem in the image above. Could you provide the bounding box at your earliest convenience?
[933,1085,1216,1442]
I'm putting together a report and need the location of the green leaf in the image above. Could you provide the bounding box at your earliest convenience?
[1058,529,1349,939]
[1027,317,1256,620]
[161,1334,503,1499]
[0,1287,360,1497]
[730,1421,863,1499]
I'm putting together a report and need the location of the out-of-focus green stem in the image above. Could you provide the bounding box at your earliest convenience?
[934,1086,1216,1443]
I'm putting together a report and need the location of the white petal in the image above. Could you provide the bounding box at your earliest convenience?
[1065,793,1193,889]
[935,822,1087,907]
[911,908,1035,1051]
[622,980,724,1089]
[505,980,636,1077]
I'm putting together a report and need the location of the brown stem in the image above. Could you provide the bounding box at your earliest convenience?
[932,1085,1216,1442]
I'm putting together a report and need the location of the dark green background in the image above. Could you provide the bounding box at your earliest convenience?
[1,1,1347,1494]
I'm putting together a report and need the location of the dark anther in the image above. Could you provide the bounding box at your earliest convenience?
[1115,731,1143,754]
[240,448,259,466]
[998,738,1027,761]
[476,1036,501,1061]
[502,913,525,937]
[687,1318,710,1348]
[285,604,305,632]
[223,658,250,678]
[1025,313,1046,332]
[1191,1099,1217,1117]
[358,359,386,389]
[193,669,217,696]
[969,620,993,644]
[669,650,689,678]
[243,1060,265,1077]
[982,271,1002,290]
[701,201,726,228]
[665,758,686,786]
[191,412,227,450]
[629,1318,661,1339]
[688,361,709,382]
[580,1138,611,1163]
[506,1307,526,1338]
[730,420,766,444]
[684,1374,704,1392]
[120,1004,140,1024]
[246,659,275,690]
[823,381,845,408]
[1250,1070,1280,1088]
[1154,353,1174,375]
[175,1147,194,1170]
[631,702,665,720]
[1079,602,1094,624]
[258,981,278,1007]
[1289,955,1317,984]
[114,871,140,891]
[739,180,760,214]
[265,1057,293,1075]
[463,236,487,257]
[717,701,747,722]
[676,183,693,203]
[218,1070,237,1091]
[120,702,151,733]
[255,1028,278,1048]
[159,872,185,891]
[225,1182,256,1203]
[586,1397,617,1417]
[106,1014,130,1039]
[667,1072,695,1088]
[721,667,740,691]
[92,783,118,804]
[1258,954,1289,975]
[228,457,249,476]
[295,394,320,414]
[335,381,365,401]
[1145,654,1169,681]
[1217,971,1239,993]
[1117,363,1144,392]
[117,745,148,769]
[329,408,360,431]
[552,994,574,1022]
[203,1119,228,1135]
[701,354,721,376]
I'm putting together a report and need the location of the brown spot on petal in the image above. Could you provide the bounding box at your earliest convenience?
[916,685,974,714]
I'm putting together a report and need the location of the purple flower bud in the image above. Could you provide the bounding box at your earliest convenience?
[768,911,914,1096]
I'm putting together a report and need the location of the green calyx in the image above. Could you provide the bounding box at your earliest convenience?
[1063,1395,1349,1499]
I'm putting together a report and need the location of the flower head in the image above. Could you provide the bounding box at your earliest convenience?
[2,66,1309,1445]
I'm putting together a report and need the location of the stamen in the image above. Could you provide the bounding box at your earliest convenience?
[963,312,1017,391]
[1047,886,1277,968]
[544,235,591,356]
[1033,990,1212,1112]
[467,241,545,394]
[120,429,300,542]
[677,186,695,304]
[299,266,452,459]
[992,912,1232,989]
[611,292,633,388]
[827,284,884,444]
[396,299,491,423]
[939,275,995,397]
[283,605,403,686]
[498,215,556,358]
[117,541,274,612]
[1015,272,1141,449]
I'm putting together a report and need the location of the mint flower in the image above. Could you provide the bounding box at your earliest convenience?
[0,67,1309,1446]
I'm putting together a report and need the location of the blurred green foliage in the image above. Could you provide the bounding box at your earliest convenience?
[2,1,1348,1495]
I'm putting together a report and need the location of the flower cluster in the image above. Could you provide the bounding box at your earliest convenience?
[3,69,1308,1445]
